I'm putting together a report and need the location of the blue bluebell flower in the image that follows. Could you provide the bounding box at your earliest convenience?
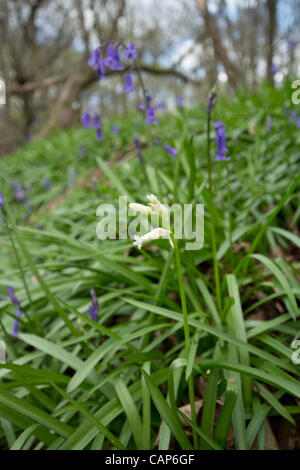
[123,73,135,93]
[82,111,90,129]
[7,286,20,306]
[78,143,86,158]
[88,48,100,69]
[111,125,120,134]
[43,178,53,190]
[145,107,159,125]
[290,110,297,123]
[11,181,27,204]
[96,126,104,140]
[12,308,22,337]
[155,102,166,112]
[134,137,145,165]
[287,38,295,51]
[146,91,152,107]
[163,144,178,157]
[177,96,184,108]
[105,43,124,71]
[214,120,230,161]
[207,90,217,116]
[93,114,101,128]
[137,103,146,112]
[68,169,76,188]
[0,191,4,209]
[0,191,4,222]
[124,43,138,62]
[89,288,99,322]
[7,287,22,337]
[271,64,280,75]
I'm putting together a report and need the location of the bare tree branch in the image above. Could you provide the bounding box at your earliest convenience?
[196,0,240,88]
[8,63,202,97]
[7,73,71,95]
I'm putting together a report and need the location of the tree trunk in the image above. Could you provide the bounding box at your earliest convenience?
[39,68,96,137]
[266,0,277,85]
[197,0,240,88]
[39,64,202,137]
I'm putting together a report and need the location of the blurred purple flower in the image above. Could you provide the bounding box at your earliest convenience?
[11,308,22,337]
[134,137,145,165]
[134,137,141,150]
[92,177,98,192]
[93,114,101,128]
[271,64,280,75]
[214,120,230,161]
[88,47,106,78]
[155,102,166,112]
[124,43,138,62]
[105,43,124,71]
[153,137,161,146]
[0,191,4,224]
[78,143,86,158]
[145,107,159,125]
[163,144,178,157]
[287,38,295,51]
[207,90,217,117]
[88,48,100,70]
[82,111,90,129]
[0,191,4,209]
[43,178,53,190]
[146,91,152,107]
[11,181,27,203]
[7,286,20,306]
[290,110,297,123]
[266,115,272,135]
[137,103,146,112]
[89,288,99,322]
[97,58,106,78]
[177,96,184,108]
[111,125,120,134]
[123,73,135,93]
[68,169,76,188]
[7,287,22,337]
[96,126,104,140]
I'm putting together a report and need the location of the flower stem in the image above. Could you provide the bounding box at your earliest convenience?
[4,212,39,332]
[172,235,197,448]
[226,162,234,270]
[206,113,222,314]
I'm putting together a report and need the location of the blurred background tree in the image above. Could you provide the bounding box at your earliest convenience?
[0,0,299,154]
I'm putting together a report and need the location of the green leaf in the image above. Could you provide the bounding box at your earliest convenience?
[251,254,298,320]
[214,379,238,448]
[256,382,295,425]
[199,343,220,449]
[50,382,125,450]
[142,371,193,450]
[10,424,39,450]
[0,390,73,438]
[114,378,144,449]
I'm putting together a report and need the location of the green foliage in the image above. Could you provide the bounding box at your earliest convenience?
[0,85,299,450]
